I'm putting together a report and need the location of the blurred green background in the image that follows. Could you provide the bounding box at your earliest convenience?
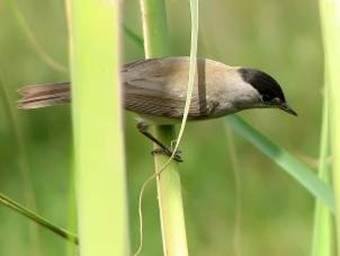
[0,0,323,255]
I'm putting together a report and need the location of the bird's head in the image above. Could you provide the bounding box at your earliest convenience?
[237,68,297,116]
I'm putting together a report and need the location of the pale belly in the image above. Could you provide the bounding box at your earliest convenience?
[132,112,227,125]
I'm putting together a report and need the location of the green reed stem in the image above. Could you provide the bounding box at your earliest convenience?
[66,0,129,255]
[318,0,340,254]
[139,0,189,255]
[311,84,332,256]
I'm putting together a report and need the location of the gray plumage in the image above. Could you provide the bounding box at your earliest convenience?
[17,57,296,124]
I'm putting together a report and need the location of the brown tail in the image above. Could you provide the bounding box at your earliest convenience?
[17,82,71,109]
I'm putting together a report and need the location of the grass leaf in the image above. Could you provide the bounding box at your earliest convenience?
[226,115,335,212]
[0,193,78,244]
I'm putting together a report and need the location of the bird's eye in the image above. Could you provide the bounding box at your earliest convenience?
[272,97,281,103]
[262,94,271,102]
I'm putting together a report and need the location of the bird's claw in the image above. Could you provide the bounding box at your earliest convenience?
[170,139,182,154]
[151,148,183,162]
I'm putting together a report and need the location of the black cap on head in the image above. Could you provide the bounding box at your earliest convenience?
[238,68,285,102]
[238,68,298,116]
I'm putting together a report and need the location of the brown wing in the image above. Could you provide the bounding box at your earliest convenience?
[17,57,224,118]
[123,57,218,119]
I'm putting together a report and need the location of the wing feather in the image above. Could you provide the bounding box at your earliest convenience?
[123,57,219,119]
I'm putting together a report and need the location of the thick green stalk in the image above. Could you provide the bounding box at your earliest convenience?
[66,0,129,255]
[319,0,340,253]
[311,86,332,256]
[139,0,189,255]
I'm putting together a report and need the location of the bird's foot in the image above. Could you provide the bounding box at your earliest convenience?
[170,139,182,152]
[151,147,183,162]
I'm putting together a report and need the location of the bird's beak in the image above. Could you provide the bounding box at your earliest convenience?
[279,102,298,116]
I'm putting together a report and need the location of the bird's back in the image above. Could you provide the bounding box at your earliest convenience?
[18,57,237,122]
[122,57,233,121]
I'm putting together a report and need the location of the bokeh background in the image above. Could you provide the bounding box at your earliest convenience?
[0,0,324,255]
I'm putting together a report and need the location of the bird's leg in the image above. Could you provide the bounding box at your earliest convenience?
[137,122,183,162]
[137,122,168,151]
[170,139,182,154]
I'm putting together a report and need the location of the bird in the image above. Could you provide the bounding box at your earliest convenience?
[17,57,297,162]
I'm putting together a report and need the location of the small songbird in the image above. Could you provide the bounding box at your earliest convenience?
[17,57,297,161]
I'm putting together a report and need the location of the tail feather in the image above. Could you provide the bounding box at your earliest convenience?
[17,82,71,109]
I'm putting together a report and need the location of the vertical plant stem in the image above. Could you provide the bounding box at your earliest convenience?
[139,0,189,255]
[225,126,242,256]
[66,159,77,256]
[311,85,332,256]
[66,0,129,255]
[319,0,340,254]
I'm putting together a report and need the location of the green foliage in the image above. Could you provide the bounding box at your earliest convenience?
[226,115,334,212]
[0,0,332,255]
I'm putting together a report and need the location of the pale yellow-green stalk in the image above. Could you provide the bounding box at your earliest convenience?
[66,0,129,255]
[138,0,191,255]
[318,0,340,254]
[311,85,332,256]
